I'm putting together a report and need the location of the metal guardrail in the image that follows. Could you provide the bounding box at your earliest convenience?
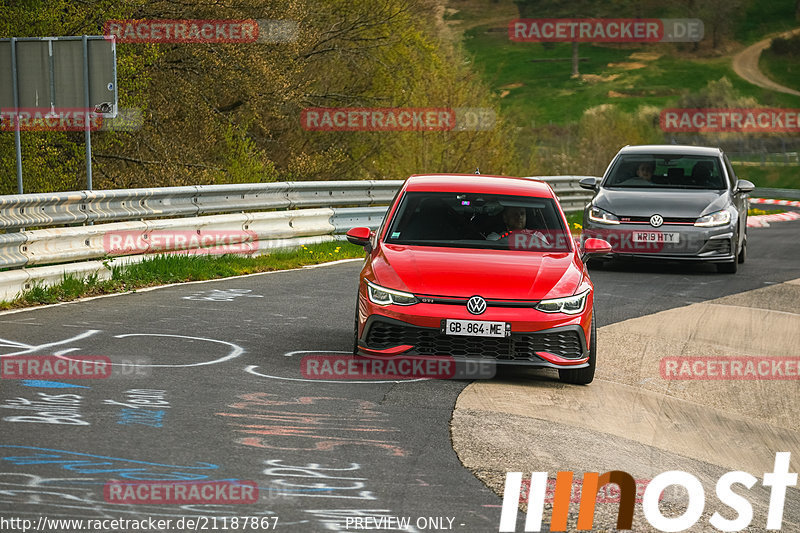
[0,180,404,231]
[0,207,390,270]
[0,177,593,301]
[528,175,596,212]
[730,152,799,166]
[0,177,592,232]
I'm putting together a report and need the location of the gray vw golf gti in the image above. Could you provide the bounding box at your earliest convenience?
[581,145,754,273]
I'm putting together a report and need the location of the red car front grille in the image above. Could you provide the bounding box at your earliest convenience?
[364,320,584,362]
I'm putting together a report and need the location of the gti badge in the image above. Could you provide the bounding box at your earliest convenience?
[467,295,487,315]
[649,214,664,228]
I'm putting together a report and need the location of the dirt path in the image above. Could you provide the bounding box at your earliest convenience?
[732,27,800,96]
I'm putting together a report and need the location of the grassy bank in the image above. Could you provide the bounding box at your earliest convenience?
[732,164,800,189]
[464,29,800,128]
[0,241,364,310]
[451,0,800,183]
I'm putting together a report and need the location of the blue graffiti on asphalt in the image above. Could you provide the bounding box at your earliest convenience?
[20,380,90,389]
[0,446,218,481]
[117,408,164,427]
[0,447,340,494]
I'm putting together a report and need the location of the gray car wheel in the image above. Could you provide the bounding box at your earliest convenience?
[737,234,746,264]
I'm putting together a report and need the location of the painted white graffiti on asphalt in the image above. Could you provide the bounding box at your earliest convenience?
[1,393,86,425]
[0,330,244,368]
[183,289,264,302]
[258,459,422,532]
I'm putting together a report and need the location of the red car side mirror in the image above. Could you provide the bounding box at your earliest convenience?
[581,238,612,262]
[346,227,373,251]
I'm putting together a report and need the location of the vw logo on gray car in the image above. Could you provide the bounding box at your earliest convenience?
[466,296,487,315]
[650,214,664,227]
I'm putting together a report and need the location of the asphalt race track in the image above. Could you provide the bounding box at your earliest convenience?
[0,218,798,532]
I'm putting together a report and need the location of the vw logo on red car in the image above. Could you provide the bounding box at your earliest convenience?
[466,296,487,315]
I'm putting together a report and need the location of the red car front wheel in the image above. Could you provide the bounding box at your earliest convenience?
[558,310,596,385]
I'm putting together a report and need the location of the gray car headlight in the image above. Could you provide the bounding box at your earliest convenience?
[535,289,589,315]
[694,209,731,227]
[366,280,419,306]
[588,206,620,225]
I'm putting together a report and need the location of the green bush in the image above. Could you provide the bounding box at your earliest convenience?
[768,34,800,56]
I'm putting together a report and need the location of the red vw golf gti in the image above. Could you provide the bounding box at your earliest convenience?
[346,174,611,384]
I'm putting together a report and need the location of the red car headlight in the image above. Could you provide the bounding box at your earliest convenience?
[534,289,590,315]
[366,280,419,306]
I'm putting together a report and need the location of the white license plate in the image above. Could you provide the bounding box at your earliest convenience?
[444,319,508,337]
[632,232,680,243]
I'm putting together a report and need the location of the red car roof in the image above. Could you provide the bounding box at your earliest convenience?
[404,174,555,198]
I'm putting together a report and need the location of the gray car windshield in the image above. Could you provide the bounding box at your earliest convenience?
[384,191,572,252]
[605,155,727,189]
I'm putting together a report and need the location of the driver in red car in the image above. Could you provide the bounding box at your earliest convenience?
[487,206,550,248]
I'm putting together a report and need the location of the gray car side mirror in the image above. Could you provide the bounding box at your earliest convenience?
[579,177,599,191]
[736,179,755,194]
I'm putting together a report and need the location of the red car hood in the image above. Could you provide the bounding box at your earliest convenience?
[372,244,583,300]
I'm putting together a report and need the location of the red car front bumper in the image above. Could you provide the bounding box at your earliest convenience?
[355,285,593,369]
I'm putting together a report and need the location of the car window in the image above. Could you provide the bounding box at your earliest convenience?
[384,191,572,252]
[604,154,726,190]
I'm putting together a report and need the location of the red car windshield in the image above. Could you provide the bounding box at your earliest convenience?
[384,191,572,252]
